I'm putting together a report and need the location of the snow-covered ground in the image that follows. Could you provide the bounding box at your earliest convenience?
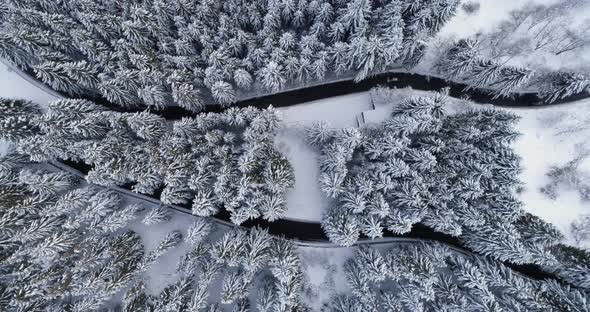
[276,92,371,221]
[439,0,562,39]
[298,246,353,310]
[432,0,590,73]
[278,92,371,128]
[0,63,58,105]
[128,210,196,294]
[511,103,590,245]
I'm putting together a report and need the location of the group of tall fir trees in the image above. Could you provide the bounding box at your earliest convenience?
[328,243,590,311]
[309,89,590,290]
[0,0,459,110]
[0,151,304,311]
[0,98,294,225]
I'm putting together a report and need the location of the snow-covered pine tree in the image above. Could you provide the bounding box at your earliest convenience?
[210,228,246,267]
[241,227,272,273]
[92,203,144,235]
[234,69,253,90]
[539,71,590,103]
[142,205,171,226]
[322,206,360,247]
[221,269,251,304]
[33,61,86,95]
[489,65,534,99]
[436,39,481,79]
[353,245,388,282]
[142,230,183,268]
[171,83,204,112]
[268,238,303,311]
[186,218,214,246]
[464,58,503,90]
[18,168,76,198]
[0,98,41,142]
[211,81,236,105]
[437,39,534,98]
[125,111,167,142]
[514,213,564,247]
[152,276,194,311]
[257,61,286,92]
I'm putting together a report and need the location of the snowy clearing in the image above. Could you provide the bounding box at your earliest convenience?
[275,129,331,221]
[510,102,590,246]
[276,92,371,221]
[433,0,590,73]
[278,92,371,128]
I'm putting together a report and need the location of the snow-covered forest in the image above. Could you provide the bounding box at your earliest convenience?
[0,98,294,225]
[3,0,590,311]
[422,0,590,102]
[0,153,303,311]
[0,0,459,109]
[313,90,531,245]
[327,242,590,311]
[3,87,590,308]
[310,90,590,289]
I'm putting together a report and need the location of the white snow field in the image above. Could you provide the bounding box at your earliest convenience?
[438,0,562,39]
[278,92,371,128]
[511,103,590,245]
[276,92,372,221]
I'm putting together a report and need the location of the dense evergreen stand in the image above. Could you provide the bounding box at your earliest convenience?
[326,243,590,311]
[2,0,590,310]
[0,0,460,110]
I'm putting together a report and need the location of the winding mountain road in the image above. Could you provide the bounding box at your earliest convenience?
[6,58,587,286]
[4,59,590,120]
[48,160,558,282]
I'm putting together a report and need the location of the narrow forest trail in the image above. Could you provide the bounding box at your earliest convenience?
[4,58,590,119]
